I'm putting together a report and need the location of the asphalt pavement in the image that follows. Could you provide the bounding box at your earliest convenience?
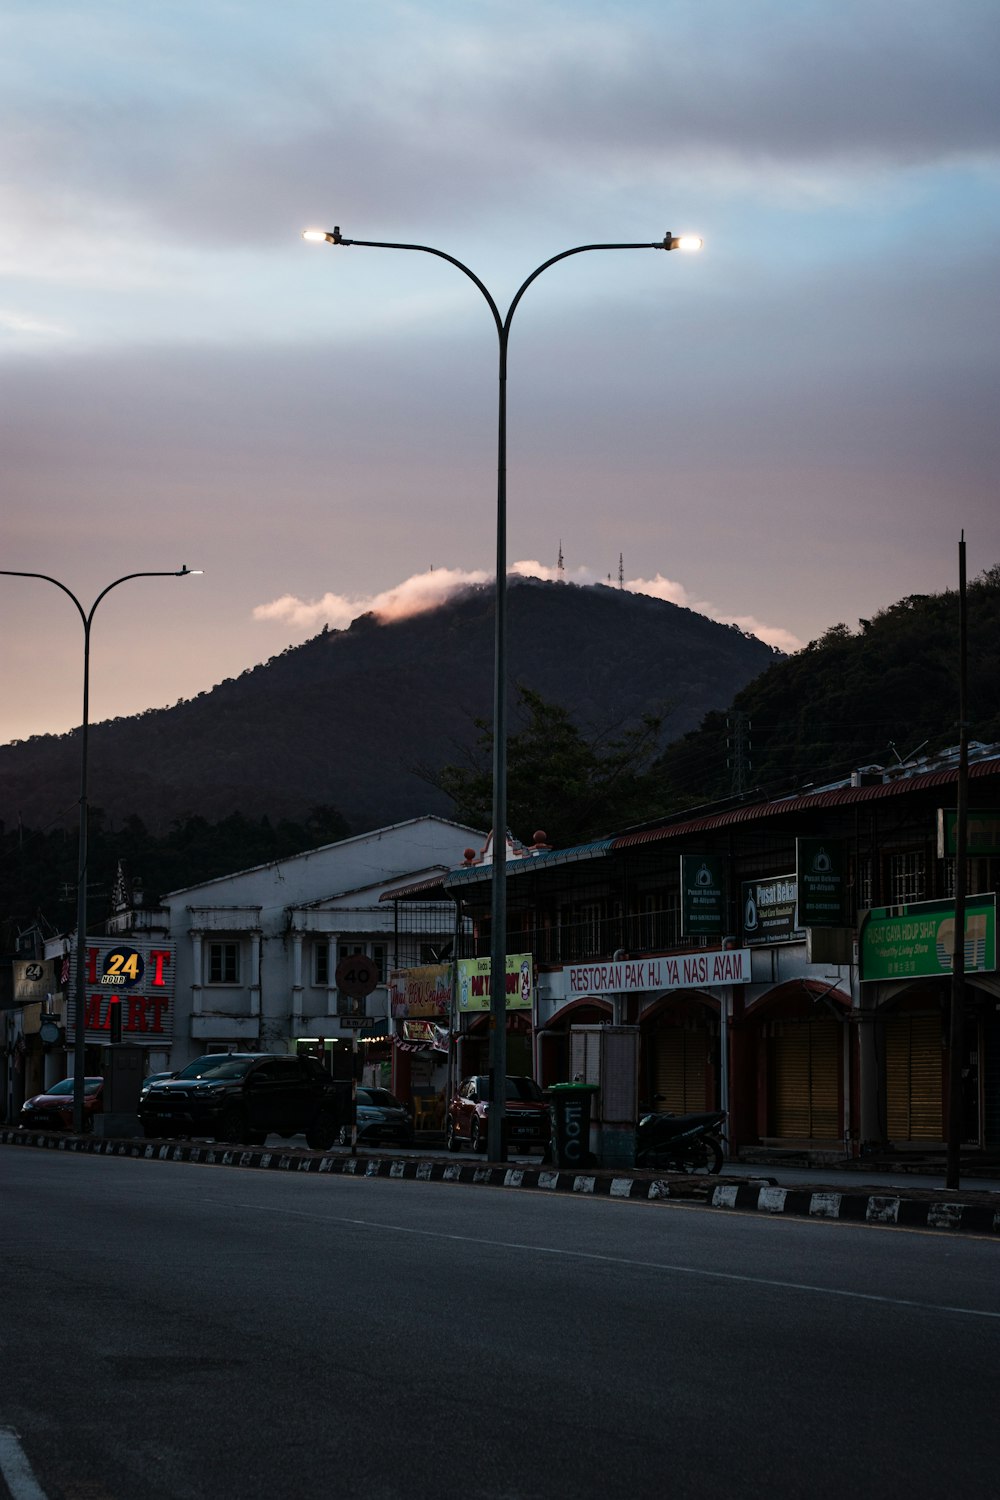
[2,1146,999,1500]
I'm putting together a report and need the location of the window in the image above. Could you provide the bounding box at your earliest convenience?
[208,942,240,984]
[337,942,387,982]
[890,852,926,905]
[314,942,330,986]
[578,902,602,959]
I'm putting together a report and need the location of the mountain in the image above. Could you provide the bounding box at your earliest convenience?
[0,578,777,836]
[656,566,1000,806]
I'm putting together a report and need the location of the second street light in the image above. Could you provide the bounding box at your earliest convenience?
[1,565,201,1132]
[304,225,701,1159]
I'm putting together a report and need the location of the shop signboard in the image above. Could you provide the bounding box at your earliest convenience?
[457,953,533,1011]
[742,875,804,946]
[565,948,750,996]
[680,854,726,936]
[859,895,996,982]
[67,937,175,1044]
[389,963,452,1018]
[937,809,1000,858]
[796,838,848,927]
[12,959,55,1004]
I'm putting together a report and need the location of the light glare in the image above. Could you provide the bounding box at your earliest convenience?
[302,229,329,242]
[674,235,703,252]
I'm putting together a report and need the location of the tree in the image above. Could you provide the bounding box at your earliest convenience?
[427,687,673,847]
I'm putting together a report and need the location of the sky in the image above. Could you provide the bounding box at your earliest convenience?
[2,0,998,744]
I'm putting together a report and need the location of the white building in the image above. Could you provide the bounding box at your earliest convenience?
[106,816,481,1073]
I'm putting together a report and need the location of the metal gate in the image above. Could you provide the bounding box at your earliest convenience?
[884,1013,942,1141]
[653,1026,709,1113]
[768,1018,840,1140]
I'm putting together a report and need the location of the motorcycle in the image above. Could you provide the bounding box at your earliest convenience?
[635,1105,727,1174]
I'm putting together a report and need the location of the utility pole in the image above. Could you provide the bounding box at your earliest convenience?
[946,533,969,1191]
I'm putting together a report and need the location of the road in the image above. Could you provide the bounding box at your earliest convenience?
[1,1147,998,1500]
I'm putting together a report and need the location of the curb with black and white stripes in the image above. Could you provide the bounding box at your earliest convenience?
[3,1128,999,1236]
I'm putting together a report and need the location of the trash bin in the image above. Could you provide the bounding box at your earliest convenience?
[546,1083,599,1169]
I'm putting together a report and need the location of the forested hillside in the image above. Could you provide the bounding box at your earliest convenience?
[0,578,776,836]
[656,566,1000,808]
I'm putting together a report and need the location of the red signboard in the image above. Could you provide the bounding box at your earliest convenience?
[67,938,175,1045]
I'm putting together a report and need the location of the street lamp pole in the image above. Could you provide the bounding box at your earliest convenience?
[304,227,701,1159]
[1,566,200,1132]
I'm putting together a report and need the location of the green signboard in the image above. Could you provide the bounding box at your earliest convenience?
[796,838,847,927]
[937,809,1000,858]
[742,874,804,946]
[859,895,996,983]
[680,854,725,936]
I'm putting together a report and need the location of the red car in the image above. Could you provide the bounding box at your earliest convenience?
[446,1075,551,1155]
[19,1076,104,1132]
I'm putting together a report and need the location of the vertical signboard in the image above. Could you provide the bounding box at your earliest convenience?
[796,839,847,928]
[680,855,726,936]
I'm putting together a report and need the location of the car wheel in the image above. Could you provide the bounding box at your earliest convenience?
[217,1105,247,1144]
[305,1112,337,1151]
[471,1119,487,1154]
[446,1117,461,1153]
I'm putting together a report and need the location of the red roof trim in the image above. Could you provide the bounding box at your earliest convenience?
[612,759,1000,848]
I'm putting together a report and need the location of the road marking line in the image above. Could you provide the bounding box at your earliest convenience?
[205,1198,1000,1323]
[0,1429,49,1500]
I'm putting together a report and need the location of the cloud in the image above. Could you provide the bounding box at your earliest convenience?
[0,307,72,341]
[621,572,804,653]
[252,566,492,630]
[3,0,998,265]
[253,561,804,652]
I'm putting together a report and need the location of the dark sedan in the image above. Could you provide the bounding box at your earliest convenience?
[19,1077,104,1132]
[340,1087,414,1146]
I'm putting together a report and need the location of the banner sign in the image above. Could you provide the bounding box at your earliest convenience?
[859,896,996,983]
[937,809,1000,858]
[796,838,848,927]
[566,948,751,996]
[742,875,804,946]
[389,964,452,1018]
[457,953,533,1011]
[680,855,726,936]
[67,938,175,1044]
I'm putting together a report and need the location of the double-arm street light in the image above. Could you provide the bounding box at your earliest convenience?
[1,566,201,1132]
[303,225,701,1159]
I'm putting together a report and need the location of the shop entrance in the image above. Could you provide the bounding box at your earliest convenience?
[766,1016,841,1141]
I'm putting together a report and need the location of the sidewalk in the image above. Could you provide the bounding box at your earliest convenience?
[4,1125,999,1236]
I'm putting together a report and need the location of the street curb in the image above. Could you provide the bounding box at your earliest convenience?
[3,1128,999,1236]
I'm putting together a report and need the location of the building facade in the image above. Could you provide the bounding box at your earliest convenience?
[419,747,1000,1160]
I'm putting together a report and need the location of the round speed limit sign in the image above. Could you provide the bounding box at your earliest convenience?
[334,954,380,998]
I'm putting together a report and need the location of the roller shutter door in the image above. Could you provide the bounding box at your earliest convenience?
[769,1019,840,1140]
[884,1013,942,1141]
[654,1028,709,1113]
